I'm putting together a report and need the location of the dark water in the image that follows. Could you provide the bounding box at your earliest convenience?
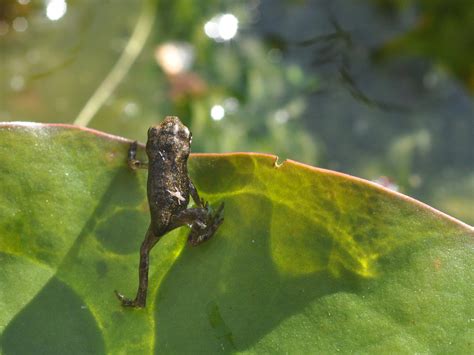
[1,0,473,223]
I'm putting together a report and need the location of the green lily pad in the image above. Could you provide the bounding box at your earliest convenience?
[0,122,472,354]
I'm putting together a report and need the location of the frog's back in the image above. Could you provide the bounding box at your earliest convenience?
[147,156,190,233]
[144,116,193,234]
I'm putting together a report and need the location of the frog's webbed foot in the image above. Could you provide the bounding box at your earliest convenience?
[188,202,224,246]
[114,290,145,308]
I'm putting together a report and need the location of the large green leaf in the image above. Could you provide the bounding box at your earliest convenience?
[0,122,472,354]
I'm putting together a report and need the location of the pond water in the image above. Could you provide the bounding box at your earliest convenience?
[1,0,473,223]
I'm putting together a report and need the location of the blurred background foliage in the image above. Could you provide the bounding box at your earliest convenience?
[0,0,473,224]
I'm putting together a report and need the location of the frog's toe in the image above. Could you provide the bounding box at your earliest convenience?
[114,290,144,308]
[187,201,224,246]
[212,202,224,221]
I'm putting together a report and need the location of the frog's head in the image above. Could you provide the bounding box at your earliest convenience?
[146,116,192,160]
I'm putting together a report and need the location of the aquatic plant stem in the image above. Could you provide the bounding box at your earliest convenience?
[74,0,157,127]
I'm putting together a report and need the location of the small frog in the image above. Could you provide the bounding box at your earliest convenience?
[115,116,224,308]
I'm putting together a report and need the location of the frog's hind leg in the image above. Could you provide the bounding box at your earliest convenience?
[115,226,159,308]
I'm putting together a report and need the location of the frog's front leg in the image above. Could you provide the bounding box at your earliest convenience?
[167,203,224,246]
[188,202,224,246]
[115,226,160,308]
[187,181,224,245]
[189,180,205,208]
[128,141,148,170]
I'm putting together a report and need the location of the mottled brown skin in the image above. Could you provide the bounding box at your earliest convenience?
[115,116,224,308]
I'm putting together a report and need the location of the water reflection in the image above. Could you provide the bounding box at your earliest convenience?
[12,16,27,31]
[204,13,239,42]
[122,101,139,118]
[372,176,399,192]
[9,75,25,91]
[210,104,225,121]
[223,97,239,113]
[45,0,67,21]
[274,109,289,124]
[155,41,194,75]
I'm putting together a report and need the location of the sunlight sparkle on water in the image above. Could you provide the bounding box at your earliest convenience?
[204,13,238,42]
[46,0,67,21]
[10,76,25,91]
[274,109,289,124]
[155,42,194,75]
[223,97,239,113]
[12,17,28,32]
[211,105,225,121]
